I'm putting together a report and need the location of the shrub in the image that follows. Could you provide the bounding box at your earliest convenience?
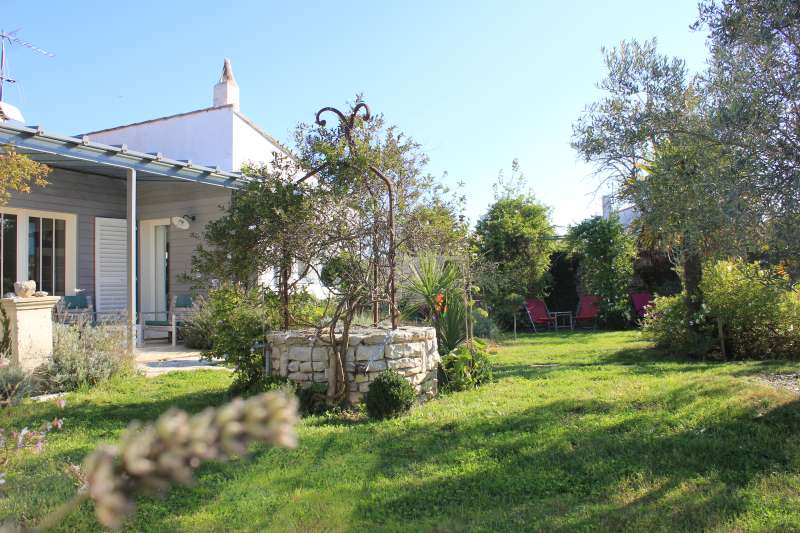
[180,297,214,350]
[439,339,494,391]
[42,321,132,392]
[0,367,33,406]
[641,293,715,356]
[700,260,800,359]
[472,307,500,340]
[201,286,275,394]
[566,216,636,328]
[365,370,415,419]
[297,383,329,415]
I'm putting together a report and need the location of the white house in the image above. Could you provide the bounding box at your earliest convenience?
[0,59,322,349]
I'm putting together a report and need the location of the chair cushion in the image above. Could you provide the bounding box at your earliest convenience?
[175,294,193,308]
[145,320,186,327]
[63,294,88,309]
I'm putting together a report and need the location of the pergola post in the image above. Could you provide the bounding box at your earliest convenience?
[126,168,137,355]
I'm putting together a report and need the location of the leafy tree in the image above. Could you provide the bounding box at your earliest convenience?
[697,0,800,262]
[566,216,636,327]
[192,155,331,329]
[474,164,555,328]
[571,39,761,319]
[0,147,49,205]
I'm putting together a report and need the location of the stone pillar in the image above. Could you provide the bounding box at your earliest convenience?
[1,296,60,372]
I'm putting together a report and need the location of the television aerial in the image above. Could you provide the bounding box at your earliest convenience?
[0,29,54,102]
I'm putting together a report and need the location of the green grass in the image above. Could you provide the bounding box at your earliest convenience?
[2,331,800,532]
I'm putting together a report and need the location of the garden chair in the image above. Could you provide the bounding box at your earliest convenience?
[525,298,557,332]
[141,294,195,347]
[574,295,601,329]
[630,291,653,320]
[56,294,94,324]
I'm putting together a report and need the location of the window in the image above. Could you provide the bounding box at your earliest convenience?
[0,209,76,296]
[27,216,67,296]
[0,214,17,295]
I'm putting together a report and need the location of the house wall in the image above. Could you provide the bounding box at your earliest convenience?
[232,113,283,171]
[137,181,232,298]
[87,106,236,171]
[5,169,127,301]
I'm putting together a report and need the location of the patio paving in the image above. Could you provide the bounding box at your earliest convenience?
[135,341,231,377]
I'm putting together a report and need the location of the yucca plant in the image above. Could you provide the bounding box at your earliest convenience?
[402,253,466,354]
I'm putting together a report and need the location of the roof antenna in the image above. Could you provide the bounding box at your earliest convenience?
[0,28,54,102]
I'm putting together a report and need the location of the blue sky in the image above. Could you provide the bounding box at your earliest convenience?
[3,1,709,229]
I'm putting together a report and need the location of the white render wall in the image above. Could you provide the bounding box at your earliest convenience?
[87,106,284,173]
[232,113,283,171]
[87,107,236,170]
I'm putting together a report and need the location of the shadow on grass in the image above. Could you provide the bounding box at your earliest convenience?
[349,391,800,531]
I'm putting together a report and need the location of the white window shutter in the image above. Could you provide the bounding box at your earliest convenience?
[95,217,128,314]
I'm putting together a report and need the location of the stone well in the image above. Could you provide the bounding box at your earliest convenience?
[266,326,439,405]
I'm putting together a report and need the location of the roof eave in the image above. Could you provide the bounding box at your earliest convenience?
[0,122,244,189]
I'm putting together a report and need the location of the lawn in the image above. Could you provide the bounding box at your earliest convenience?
[3,331,800,532]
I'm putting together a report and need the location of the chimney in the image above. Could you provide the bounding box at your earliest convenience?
[213,58,240,110]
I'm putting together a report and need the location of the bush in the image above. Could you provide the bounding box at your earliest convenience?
[201,286,275,394]
[566,216,636,328]
[701,260,800,359]
[439,339,494,391]
[365,370,415,419]
[472,307,500,340]
[641,293,715,356]
[0,367,33,406]
[42,322,132,392]
[180,297,214,350]
[297,383,329,415]
[642,260,800,359]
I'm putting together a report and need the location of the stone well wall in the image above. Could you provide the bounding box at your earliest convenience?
[266,326,439,405]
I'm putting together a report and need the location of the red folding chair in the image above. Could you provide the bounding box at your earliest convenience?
[525,298,557,332]
[630,292,653,320]
[575,295,601,329]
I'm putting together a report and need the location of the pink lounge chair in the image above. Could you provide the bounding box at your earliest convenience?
[525,298,557,332]
[575,295,601,329]
[630,292,653,320]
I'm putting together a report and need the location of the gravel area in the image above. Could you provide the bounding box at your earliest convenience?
[756,372,800,394]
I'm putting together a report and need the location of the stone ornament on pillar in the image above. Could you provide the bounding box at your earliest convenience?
[1,294,61,372]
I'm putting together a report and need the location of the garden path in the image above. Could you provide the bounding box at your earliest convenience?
[134,342,230,377]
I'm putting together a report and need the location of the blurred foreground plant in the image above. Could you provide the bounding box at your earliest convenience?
[4,391,298,532]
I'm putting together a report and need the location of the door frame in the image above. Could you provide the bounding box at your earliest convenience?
[139,218,170,321]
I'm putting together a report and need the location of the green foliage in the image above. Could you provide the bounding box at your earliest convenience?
[42,322,133,392]
[0,304,11,360]
[545,251,580,316]
[644,260,800,359]
[472,307,500,340]
[438,339,493,392]
[201,286,324,394]
[701,260,800,359]
[475,177,555,329]
[180,297,214,350]
[297,383,330,416]
[0,366,33,407]
[567,216,636,328]
[402,253,466,353]
[364,369,415,419]
[697,0,800,258]
[641,294,715,357]
[202,286,275,394]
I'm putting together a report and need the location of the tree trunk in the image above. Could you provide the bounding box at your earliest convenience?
[683,250,703,322]
[279,255,291,331]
